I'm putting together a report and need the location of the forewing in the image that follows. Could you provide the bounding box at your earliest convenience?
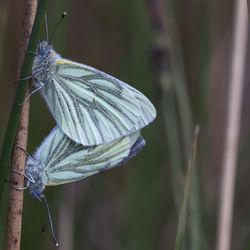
[36,127,143,186]
[42,59,156,145]
[124,85,157,129]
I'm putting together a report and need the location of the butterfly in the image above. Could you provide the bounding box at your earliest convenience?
[31,41,156,146]
[24,126,145,200]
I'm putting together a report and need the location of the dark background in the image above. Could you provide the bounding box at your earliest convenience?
[0,0,250,249]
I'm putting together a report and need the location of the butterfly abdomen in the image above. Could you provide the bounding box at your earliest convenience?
[117,135,146,167]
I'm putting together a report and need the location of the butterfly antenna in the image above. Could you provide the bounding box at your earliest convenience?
[49,12,67,44]
[44,14,49,42]
[41,194,59,247]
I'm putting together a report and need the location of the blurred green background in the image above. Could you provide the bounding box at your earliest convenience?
[0,0,249,249]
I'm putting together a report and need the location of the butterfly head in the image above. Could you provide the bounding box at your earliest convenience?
[36,41,53,57]
[25,157,46,201]
[27,173,45,201]
[33,41,60,81]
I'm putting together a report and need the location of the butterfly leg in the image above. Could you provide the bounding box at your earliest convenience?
[16,84,44,106]
[16,146,33,160]
[13,74,32,85]
[19,75,32,81]
[11,169,35,184]
[5,171,30,191]
[16,145,27,154]
[27,50,37,56]
[5,179,29,190]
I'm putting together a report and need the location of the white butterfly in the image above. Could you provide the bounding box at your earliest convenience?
[32,41,156,146]
[24,126,145,200]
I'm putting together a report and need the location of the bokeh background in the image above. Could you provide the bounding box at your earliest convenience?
[0,0,249,249]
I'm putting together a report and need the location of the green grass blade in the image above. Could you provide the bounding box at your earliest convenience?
[175,126,200,250]
[0,0,48,203]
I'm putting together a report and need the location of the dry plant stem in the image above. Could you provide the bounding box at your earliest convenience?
[216,1,248,250]
[5,91,30,250]
[5,1,37,250]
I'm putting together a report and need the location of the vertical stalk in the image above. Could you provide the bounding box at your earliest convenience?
[147,1,205,249]
[5,94,31,250]
[0,0,48,203]
[175,126,200,250]
[5,2,37,249]
[216,1,248,250]
[3,0,49,248]
[147,0,184,211]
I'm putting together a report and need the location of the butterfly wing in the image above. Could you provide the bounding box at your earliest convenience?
[33,126,145,186]
[40,59,156,146]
